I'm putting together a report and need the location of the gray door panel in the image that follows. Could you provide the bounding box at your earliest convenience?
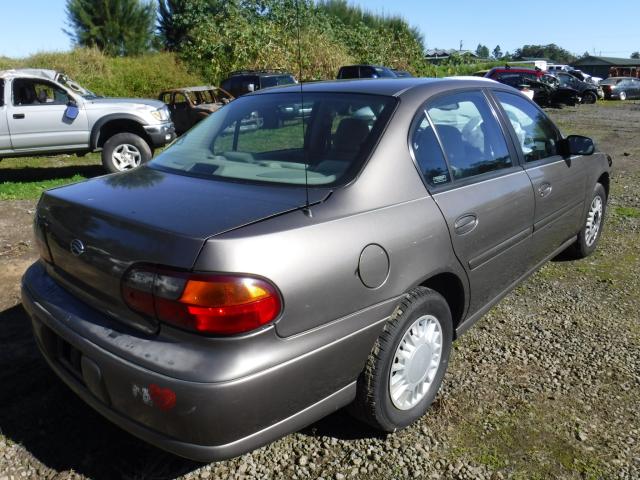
[0,106,11,151]
[433,170,535,314]
[8,104,89,149]
[525,157,586,262]
[7,78,89,150]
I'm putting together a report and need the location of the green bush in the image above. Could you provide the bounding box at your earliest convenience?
[0,48,203,98]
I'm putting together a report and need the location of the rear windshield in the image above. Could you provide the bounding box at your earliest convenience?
[150,92,396,187]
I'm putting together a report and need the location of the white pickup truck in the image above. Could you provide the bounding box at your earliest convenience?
[0,69,175,172]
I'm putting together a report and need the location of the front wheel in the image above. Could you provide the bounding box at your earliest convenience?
[101,133,152,173]
[349,287,453,432]
[569,183,607,259]
[582,91,597,104]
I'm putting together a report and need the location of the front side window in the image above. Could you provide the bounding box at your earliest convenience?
[151,92,396,187]
[427,91,512,180]
[13,79,68,106]
[494,91,560,162]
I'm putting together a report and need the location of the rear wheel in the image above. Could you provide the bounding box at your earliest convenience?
[569,183,607,259]
[349,287,453,431]
[619,91,627,101]
[582,91,597,104]
[101,133,151,173]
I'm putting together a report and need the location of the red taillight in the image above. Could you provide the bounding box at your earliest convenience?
[122,266,281,335]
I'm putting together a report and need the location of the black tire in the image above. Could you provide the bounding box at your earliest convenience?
[349,287,453,432]
[569,183,607,259]
[582,91,597,104]
[101,132,152,173]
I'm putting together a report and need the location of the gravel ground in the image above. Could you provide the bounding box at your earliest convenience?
[0,101,639,480]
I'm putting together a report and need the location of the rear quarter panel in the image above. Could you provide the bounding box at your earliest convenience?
[194,85,469,337]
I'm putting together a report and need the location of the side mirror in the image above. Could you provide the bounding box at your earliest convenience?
[64,99,79,120]
[558,135,595,157]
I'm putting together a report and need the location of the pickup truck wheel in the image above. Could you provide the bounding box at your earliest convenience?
[582,91,597,104]
[349,287,452,432]
[570,183,607,259]
[102,133,151,173]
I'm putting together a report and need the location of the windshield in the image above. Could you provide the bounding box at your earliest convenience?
[261,75,296,89]
[600,78,621,85]
[56,73,98,99]
[186,89,232,105]
[150,92,396,187]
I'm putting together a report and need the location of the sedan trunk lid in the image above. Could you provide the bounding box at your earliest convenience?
[38,167,327,333]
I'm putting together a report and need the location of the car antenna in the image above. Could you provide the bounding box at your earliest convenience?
[295,0,312,218]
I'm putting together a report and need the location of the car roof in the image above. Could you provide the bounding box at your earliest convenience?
[252,77,497,98]
[0,68,59,81]
[161,86,219,93]
[340,64,391,69]
[488,67,542,74]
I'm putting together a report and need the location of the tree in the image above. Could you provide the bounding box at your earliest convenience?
[157,0,225,51]
[513,43,575,64]
[492,45,502,59]
[631,51,640,59]
[475,44,489,58]
[65,0,156,56]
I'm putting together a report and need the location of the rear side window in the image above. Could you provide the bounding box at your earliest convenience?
[411,114,450,187]
[0,80,4,106]
[494,91,560,162]
[427,91,512,180]
[339,67,360,79]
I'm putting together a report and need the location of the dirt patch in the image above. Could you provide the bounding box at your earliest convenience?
[0,200,37,310]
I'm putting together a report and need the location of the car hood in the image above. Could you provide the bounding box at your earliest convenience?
[85,97,166,109]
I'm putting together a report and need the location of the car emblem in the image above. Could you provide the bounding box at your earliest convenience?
[70,239,85,256]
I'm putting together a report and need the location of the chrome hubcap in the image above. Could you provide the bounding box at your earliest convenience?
[390,315,443,410]
[585,195,603,247]
[112,144,142,171]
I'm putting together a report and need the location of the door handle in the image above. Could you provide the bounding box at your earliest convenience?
[13,113,25,119]
[454,214,478,235]
[538,183,552,197]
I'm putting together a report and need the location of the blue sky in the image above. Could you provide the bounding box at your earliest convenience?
[1,0,638,59]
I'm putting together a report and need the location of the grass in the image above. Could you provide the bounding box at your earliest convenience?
[0,153,102,200]
[0,174,86,200]
[0,48,204,99]
[614,206,640,218]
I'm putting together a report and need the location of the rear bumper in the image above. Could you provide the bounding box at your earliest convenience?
[144,122,176,147]
[21,261,391,461]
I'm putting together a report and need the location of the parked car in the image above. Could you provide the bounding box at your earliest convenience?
[0,69,175,172]
[159,86,234,135]
[391,69,413,78]
[22,77,610,462]
[567,68,602,85]
[552,71,599,104]
[600,77,640,100]
[547,64,571,73]
[485,67,579,106]
[337,65,398,79]
[220,70,297,98]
